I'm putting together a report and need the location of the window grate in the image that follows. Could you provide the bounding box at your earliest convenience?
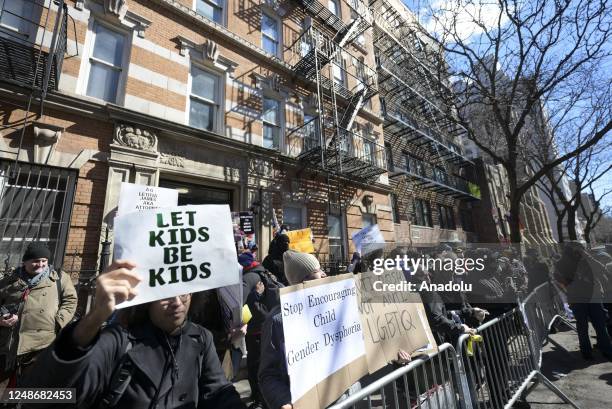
[0,161,77,272]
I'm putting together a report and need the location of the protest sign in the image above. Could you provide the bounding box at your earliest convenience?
[239,212,254,234]
[232,212,256,250]
[280,274,368,408]
[352,224,385,254]
[287,228,315,253]
[117,182,178,216]
[356,269,437,373]
[113,204,238,308]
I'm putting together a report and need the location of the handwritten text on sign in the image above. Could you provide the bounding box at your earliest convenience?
[113,205,238,308]
[280,277,366,403]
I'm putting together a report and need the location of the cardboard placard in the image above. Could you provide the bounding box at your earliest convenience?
[113,205,238,308]
[117,182,178,216]
[356,269,437,373]
[280,274,368,408]
[287,228,315,253]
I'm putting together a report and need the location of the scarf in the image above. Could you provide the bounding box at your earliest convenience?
[17,265,51,289]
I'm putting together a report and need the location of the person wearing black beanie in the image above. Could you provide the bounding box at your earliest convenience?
[21,242,51,263]
[0,242,77,385]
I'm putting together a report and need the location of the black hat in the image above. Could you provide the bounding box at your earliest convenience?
[22,242,51,262]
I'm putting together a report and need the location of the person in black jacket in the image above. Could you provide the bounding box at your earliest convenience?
[239,252,283,409]
[259,250,327,409]
[19,260,245,409]
[262,227,290,285]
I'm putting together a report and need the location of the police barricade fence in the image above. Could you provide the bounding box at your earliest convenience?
[455,303,579,409]
[327,282,579,409]
[328,343,467,409]
[519,282,576,368]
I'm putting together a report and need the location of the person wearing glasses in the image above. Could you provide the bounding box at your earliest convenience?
[19,260,245,409]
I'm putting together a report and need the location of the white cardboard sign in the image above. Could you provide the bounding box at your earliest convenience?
[280,276,366,403]
[117,182,178,216]
[351,224,385,254]
[113,204,238,308]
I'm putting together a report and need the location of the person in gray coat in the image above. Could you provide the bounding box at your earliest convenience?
[19,260,245,409]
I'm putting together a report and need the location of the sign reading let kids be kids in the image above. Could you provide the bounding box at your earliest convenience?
[113,204,239,308]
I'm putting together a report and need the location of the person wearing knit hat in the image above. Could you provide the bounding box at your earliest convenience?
[0,242,77,384]
[282,250,326,285]
[259,251,326,409]
[21,242,51,262]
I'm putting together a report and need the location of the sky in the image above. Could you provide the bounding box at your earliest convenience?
[400,0,612,209]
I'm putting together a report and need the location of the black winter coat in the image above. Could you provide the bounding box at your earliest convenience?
[19,320,245,409]
[243,265,282,334]
[258,306,291,409]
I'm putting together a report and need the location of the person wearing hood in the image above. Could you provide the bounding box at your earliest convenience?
[19,260,245,409]
[262,226,290,285]
[240,252,283,409]
[0,242,77,385]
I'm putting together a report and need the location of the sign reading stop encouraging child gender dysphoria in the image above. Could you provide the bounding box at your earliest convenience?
[113,204,238,308]
[280,275,368,408]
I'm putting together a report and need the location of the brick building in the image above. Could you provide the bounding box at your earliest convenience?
[372,0,481,246]
[0,0,401,290]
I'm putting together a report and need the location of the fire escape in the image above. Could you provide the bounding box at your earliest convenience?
[371,0,480,213]
[0,0,73,268]
[286,0,387,183]
[0,0,71,173]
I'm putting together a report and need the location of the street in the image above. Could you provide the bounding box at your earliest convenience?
[518,323,612,408]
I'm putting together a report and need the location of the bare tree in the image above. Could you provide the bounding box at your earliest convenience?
[537,144,611,242]
[411,0,612,242]
[579,187,612,243]
[592,213,612,243]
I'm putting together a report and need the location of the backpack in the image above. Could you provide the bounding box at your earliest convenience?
[255,268,284,291]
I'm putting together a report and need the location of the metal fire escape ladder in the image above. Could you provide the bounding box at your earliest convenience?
[2,0,69,177]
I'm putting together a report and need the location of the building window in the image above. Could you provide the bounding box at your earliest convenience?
[414,199,432,227]
[262,12,280,56]
[0,0,34,36]
[385,143,394,171]
[283,205,305,230]
[363,137,376,165]
[263,97,281,149]
[405,155,425,177]
[332,57,346,87]
[328,0,341,17]
[438,204,456,230]
[195,0,224,24]
[362,213,376,228]
[460,209,474,232]
[85,22,127,103]
[189,66,220,131]
[433,166,448,185]
[0,161,77,270]
[328,213,344,262]
[391,194,400,223]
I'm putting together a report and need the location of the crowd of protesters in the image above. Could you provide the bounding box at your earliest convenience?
[0,233,611,409]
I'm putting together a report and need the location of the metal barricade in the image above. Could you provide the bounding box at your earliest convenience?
[328,343,467,409]
[520,282,577,367]
[455,308,580,409]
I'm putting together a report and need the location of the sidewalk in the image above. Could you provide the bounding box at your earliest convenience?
[517,324,612,409]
